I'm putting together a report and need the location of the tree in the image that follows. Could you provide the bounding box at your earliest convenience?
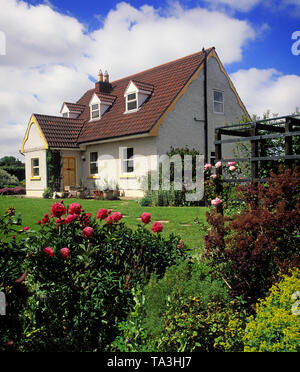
[0,156,25,182]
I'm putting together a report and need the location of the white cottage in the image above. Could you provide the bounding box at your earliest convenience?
[20,48,249,198]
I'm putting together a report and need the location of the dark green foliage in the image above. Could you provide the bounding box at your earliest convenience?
[0,156,25,182]
[145,147,204,206]
[111,259,230,352]
[0,203,184,351]
[0,211,28,351]
[0,169,19,188]
[46,150,61,191]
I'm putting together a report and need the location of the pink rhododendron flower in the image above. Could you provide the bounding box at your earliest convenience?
[51,202,66,218]
[151,221,164,233]
[106,212,123,224]
[37,220,41,224]
[65,214,78,224]
[68,202,82,215]
[211,197,222,206]
[111,212,123,222]
[215,161,222,168]
[229,166,236,172]
[56,218,65,225]
[97,208,108,220]
[228,161,236,166]
[204,163,212,171]
[42,215,49,225]
[23,226,29,231]
[43,247,54,257]
[106,215,114,224]
[140,212,151,224]
[210,174,217,180]
[83,226,94,238]
[60,247,70,259]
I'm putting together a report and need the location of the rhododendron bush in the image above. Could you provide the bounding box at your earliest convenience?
[0,203,185,352]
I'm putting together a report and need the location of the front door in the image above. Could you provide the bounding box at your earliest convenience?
[62,157,76,188]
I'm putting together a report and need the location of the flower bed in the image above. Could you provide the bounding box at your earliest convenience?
[0,201,185,351]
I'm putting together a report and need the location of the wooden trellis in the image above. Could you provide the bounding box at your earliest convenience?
[214,115,300,212]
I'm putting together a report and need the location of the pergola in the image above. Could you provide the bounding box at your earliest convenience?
[214,114,300,182]
[214,115,300,212]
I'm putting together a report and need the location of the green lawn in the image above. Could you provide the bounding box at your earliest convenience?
[0,196,208,250]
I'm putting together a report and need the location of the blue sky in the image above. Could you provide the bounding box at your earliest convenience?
[26,0,300,75]
[0,0,299,158]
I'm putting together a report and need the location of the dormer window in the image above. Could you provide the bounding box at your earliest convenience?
[124,80,154,114]
[60,102,85,118]
[126,93,138,111]
[91,104,100,120]
[88,92,116,122]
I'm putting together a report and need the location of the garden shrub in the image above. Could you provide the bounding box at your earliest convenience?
[0,156,25,182]
[0,169,19,188]
[145,147,203,206]
[111,259,233,352]
[42,187,53,199]
[139,196,152,207]
[0,187,26,195]
[204,167,300,309]
[243,268,300,352]
[0,209,28,351]
[14,203,184,351]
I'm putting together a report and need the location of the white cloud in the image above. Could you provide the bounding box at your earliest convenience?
[204,0,261,12]
[0,0,258,159]
[82,2,256,80]
[205,0,300,14]
[231,68,300,117]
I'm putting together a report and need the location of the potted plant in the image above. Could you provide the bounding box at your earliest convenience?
[113,184,120,199]
[103,179,114,200]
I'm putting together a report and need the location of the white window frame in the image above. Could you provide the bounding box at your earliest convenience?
[90,103,100,120]
[62,112,69,118]
[213,89,224,114]
[89,152,98,175]
[31,158,40,178]
[125,93,138,113]
[121,147,134,174]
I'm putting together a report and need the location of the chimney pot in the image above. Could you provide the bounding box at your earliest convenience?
[104,70,109,83]
[98,69,103,82]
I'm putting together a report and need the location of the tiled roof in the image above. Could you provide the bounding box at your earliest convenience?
[34,114,84,148]
[34,48,214,148]
[64,102,86,112]
[94,93,117,104]
[130,80,154,93]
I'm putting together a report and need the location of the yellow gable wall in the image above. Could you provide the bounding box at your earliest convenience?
[21,115,48,197]
[21,115,48,154]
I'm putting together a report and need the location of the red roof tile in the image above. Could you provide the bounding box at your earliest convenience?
[63,102,86,112]
[34,114,84,148]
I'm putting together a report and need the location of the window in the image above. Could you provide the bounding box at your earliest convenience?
[213,90,224,114]
[126,93,138,112]
[91,104,100,120]
[122,147,134,173]
[62,112,69,118]
[31,158,39,177]
[90,152,98,175]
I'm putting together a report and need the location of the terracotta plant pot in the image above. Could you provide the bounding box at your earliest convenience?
[103,190,114,200]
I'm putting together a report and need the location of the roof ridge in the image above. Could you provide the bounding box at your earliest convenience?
[111,48,214,84]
